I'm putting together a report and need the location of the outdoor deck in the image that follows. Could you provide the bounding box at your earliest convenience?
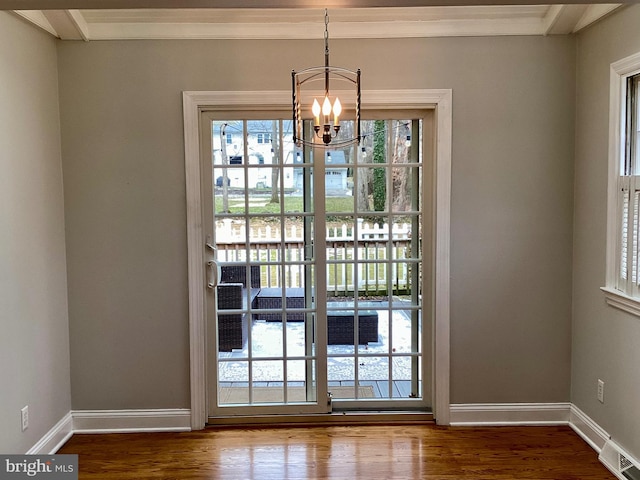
[218,380,416,398]
[217,301,422,400]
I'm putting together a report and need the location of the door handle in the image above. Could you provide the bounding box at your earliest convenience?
[205,238,220,289]
[207,260,220,289]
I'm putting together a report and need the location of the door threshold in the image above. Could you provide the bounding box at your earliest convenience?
[206,411,434,428]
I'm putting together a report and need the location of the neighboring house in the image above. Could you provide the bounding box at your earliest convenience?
[325,150,349,195]
[212,121,298,189]
[211,123,348,192]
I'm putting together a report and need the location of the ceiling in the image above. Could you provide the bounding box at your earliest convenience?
[12,3,623,41]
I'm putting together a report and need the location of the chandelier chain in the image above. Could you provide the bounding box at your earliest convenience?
[324,9,329,55]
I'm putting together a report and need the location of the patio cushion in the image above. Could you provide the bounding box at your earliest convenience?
[220,264,261,288]
[254,287,306,322]
[217,265,262,351]
[217,283,246,351]
[327,310,379,345]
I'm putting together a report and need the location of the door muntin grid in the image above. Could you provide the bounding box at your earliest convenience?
[205,114,430,415]
[207,116,326,415]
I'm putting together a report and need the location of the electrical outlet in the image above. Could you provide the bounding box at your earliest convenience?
[597,379,605,403]
[21,406,28,431]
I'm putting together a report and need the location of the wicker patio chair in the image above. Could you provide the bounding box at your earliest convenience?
[217,283,245,352]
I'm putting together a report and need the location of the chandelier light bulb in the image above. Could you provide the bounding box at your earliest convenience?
[312,99,321,126]
[333,97,342,124]
[322,96,332,121]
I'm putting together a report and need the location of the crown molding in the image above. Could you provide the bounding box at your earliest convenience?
[2,0,629,7]
[14,4,621,40]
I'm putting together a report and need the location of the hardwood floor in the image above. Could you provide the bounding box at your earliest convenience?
[58,424,615,479]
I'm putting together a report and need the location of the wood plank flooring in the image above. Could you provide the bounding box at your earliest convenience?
[58,424,615,479]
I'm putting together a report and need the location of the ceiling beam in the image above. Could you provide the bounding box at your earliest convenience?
[543,4,588,34]
[82,17,545,40]
[573,3,621,30]
[13,10,58,35]
[42,10,89,39]
[2,0,630,9]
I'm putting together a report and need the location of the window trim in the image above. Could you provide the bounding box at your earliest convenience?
[604,51,640,316]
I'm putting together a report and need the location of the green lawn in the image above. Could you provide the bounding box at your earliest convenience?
[215,195,356,215]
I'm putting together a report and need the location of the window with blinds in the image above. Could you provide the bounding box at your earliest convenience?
[617,73,640,295]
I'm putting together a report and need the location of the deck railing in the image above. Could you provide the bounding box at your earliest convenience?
[216,220,415,295]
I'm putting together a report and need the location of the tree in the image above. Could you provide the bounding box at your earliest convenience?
[270,120,281,204]
[356,132,372,212]
[373,120,386,214]
[391,121,412,212]
[220,123,230,213]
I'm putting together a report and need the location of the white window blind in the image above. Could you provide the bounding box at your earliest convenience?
[619,180,629,282]
[616,74,640,298]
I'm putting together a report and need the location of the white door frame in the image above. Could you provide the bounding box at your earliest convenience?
[183,89,452,429]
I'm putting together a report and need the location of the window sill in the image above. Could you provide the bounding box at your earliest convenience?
[601,286,640,318]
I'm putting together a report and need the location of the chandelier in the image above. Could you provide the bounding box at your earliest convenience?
[292,9,361,147]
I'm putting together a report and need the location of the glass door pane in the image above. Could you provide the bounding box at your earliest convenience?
[324,118,429,410]
[205,115,328,416]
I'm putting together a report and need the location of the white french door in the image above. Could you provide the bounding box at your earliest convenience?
[200,109,433,419]
[201,111,329,416]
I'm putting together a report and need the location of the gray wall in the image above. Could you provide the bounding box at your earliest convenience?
[573,4,640,460]
[57,35,575,409]
[0,12,71,453]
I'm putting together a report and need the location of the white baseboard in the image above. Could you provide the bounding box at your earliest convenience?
[26,412,74,454]
[71,409,192,434]
[449,402,571,426]
[569,404,611,453]
[28,409,191,453]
